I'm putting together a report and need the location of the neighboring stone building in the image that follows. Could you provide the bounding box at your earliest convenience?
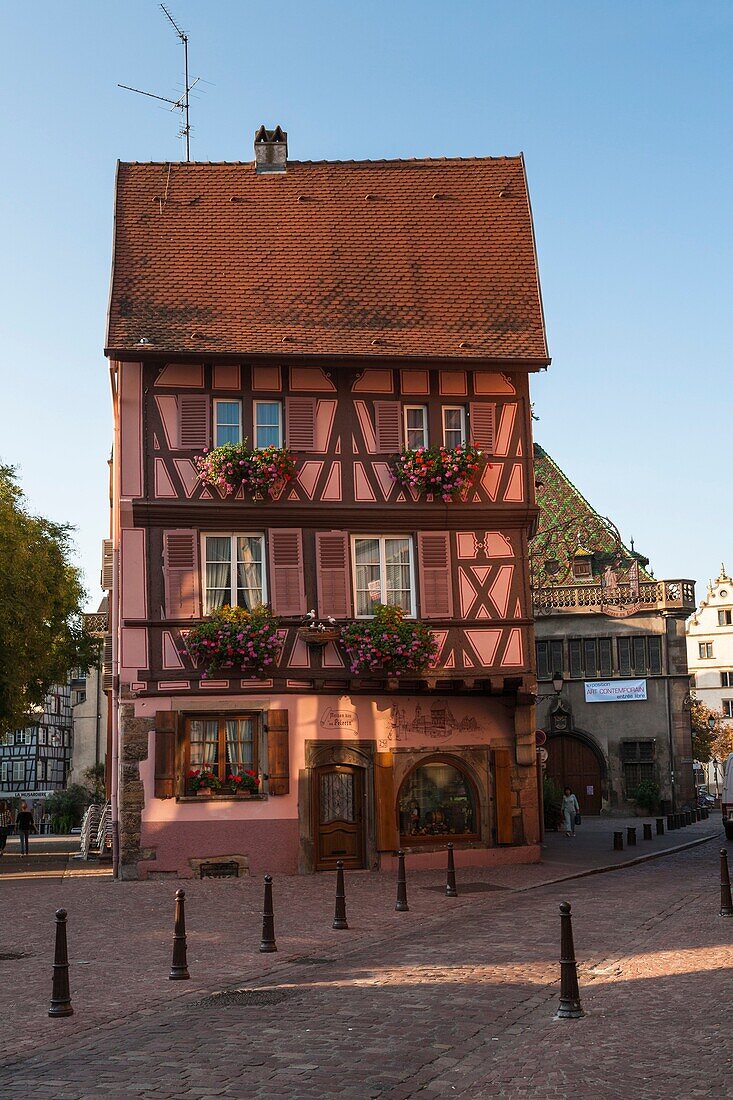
[103,128,551,878]
[0,685,73,802]
[686,566,733,790]
[532,445,696,815]
[69,600,109,787]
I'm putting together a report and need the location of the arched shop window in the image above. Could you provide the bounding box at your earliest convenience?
[398,758,479,841]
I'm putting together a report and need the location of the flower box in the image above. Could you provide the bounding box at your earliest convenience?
[184,606,281,679]
[390,445,484,502]
[195,443,296,499]
[341,605,438,679]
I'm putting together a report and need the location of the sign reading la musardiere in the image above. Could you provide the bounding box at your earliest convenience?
[584,679,647,703]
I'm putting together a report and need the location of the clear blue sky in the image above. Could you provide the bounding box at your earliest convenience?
[1,0,731,609]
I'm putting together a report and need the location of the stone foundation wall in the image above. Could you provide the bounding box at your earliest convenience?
[119,704,155,879]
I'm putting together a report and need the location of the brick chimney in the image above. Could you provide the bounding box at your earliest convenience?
[254,125,288,174]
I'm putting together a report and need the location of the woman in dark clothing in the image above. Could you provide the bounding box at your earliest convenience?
[15,801,35,856]
[0,801,11,856]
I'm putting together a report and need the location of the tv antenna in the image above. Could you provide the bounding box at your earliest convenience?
[118,4,200,161]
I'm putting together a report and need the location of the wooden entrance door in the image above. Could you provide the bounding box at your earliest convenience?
[314,765,366,870]
[546,736,603,815]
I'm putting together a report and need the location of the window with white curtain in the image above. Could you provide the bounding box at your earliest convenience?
[202,534,266,614]
[352,536,414,617]
[213,399,242,446]
[253,401,283,448]
[442,406,466,448]
[185,715,257,790]
[404,405,428,449]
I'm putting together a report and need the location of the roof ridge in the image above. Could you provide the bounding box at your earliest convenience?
[119,155,524,167]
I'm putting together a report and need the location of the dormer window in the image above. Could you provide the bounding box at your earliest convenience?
[572,557,593,581]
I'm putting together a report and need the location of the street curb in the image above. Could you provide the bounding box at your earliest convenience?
[520,831,720,891]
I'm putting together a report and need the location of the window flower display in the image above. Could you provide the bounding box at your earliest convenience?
[341,604,438,678]
[227,770,260,796]
[390,445,484,502]
[195,442,296,499]
[188,768,221,794]
[184,605,282,679]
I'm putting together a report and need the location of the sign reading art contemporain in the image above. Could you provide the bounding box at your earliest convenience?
[584,679,647,703]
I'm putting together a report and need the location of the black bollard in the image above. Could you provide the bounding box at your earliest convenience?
[613,831,624,851]
[702,807,709,821]
[686,810,693,826]
[48,908,73,1017]
[445,843,458,898]
[656,818,664,836]
[720,849,733,918]
[667,813,675,831]
[626,826,637,846]
[332,860,349,930]
[674,813,682,829]
[696,808,702,822]
[643,823,653,841]
[259,874,277,952]
[556,901,584,1019]
[395,849,409,912]
[169,889,190,980]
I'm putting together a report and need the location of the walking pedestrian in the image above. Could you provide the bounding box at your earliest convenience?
[15,801,36,857]
[0,801,12,856]
[561,786,580,838]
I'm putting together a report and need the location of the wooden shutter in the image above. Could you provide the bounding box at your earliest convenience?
[469,402,496,452]
[268,530,306,617]
[494,747,513,844]
[162,530,200,619]
[267,710,290,795]
[285,397,316,450]
[374,401,402,452]
[315,531,352,618]
[374,751,398,851]
[178,394,210,449]
[154,711,178,798]
[417,531,453,619]
[101,539,114,591]
[101,634,113,691]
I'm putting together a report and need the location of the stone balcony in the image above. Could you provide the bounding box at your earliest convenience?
[533,579,696,617]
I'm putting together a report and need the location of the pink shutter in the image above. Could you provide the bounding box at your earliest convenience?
[178,395,210,449]
[417,531,453,619]
[374,401,402,452]
[315,531,352,619]
[268,530,307,617]
[285,397,316,450]
[469,402,496,452]
[162,530,200,619]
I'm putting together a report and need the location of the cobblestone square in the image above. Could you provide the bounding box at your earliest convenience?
[1,836,730,1098]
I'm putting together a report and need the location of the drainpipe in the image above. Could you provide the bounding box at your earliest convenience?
[110,362,121,879]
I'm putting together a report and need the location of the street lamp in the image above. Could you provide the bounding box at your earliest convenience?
[551,672,564,695]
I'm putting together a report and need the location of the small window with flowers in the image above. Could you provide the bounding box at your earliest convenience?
[184,714,262,798]
[398,758,479,842]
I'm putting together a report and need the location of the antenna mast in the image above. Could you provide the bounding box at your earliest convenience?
[118,3,199,161]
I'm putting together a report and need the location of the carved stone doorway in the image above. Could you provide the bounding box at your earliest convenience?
[313,764,366,870]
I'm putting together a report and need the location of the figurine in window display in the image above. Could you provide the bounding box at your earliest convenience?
[408,799,421,834]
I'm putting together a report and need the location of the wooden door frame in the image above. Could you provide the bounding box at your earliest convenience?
[546,730,607,812]
[312,763,366,870]
[299,740,377,874]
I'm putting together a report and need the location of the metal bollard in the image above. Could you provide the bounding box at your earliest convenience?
[48,908,73,1017]
[169,889,190,980]
[613,831,624,851]
[332,860,349,930]
[395,849,409,912]
[656,817,664,836]
[626,826,637,846]
[667,813,675,830]
[555,901,584,1019]
[686,810,693,826]
[259,874,277,952]
[720,849,733,918]
[674,813,682,829]
[702,807,709,821]
[643,823,653,841]
[445,843,458,898]
[696,808,702,822]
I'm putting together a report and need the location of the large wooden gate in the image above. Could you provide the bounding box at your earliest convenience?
[546,735,603,815]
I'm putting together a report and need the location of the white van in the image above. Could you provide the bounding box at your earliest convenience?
[722,753,733,840]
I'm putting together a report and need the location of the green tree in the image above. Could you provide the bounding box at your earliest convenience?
[83,763,106,802]
[0,464,97,735]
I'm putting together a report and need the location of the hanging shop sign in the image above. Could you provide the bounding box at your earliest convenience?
[584,679,647,703]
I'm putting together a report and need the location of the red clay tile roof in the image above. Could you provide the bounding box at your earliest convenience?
[106,157,549,363]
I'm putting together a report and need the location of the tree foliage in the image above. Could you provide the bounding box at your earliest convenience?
[0,465,97,735]
[689,698,731,763]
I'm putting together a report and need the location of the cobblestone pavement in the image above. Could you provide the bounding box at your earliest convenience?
[1,838,731,1098]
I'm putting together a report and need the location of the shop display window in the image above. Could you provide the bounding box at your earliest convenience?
[398,758,478,841]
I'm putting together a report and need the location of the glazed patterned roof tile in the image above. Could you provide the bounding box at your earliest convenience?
[106,157,549,362]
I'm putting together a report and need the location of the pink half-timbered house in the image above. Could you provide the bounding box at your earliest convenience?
[104,128,550,878]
